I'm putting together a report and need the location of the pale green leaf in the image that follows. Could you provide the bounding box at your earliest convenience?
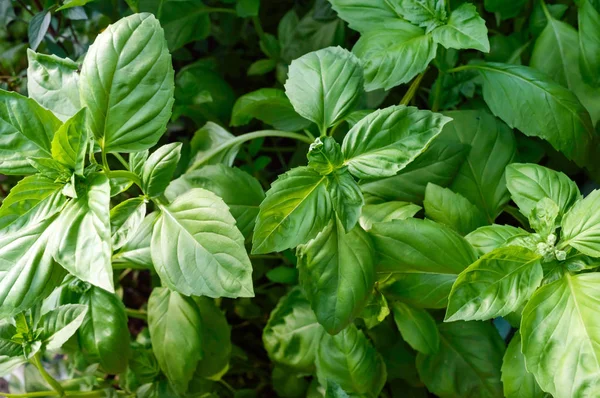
[297,217,375,334]
[151,188,253,298]
[142,143,182,198]
[501,332,545,398]
[112,212,158,270]
[188,122,240,169]
[307,137,344,176]
[40,304,87,351]
[328,0,404,33]
[341,105,452,179]
[252,166,332,254]
[561,189,600,257]
[446,246,543,322]
[431,3,489,52]
[192,296,231,380]
[51,108,88,175]
[397,0,446,32]
[80,13,174,152]
[110,197,146,250]
[359,201,421,231]
[466,224,529,256]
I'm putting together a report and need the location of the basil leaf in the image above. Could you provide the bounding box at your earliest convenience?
[391,302,439,355]
[284,47,363,134]
[359,290,390,329]
[431,3,489,52]
[466,224,529,256]
[397,0,446,32]
[417,321,504,398]
[382,273,457,309]
[148,287,203,394]
[484,0,526,20]
[130,150,149,177]
[307,137,344,176]
[151,188,253,297]
[28,10,51,51]
[0,90,62,175]
[110,197,147,250]
[0,218,66,318]
[506,163,581,218]
[252,167,332,254]
[328,0,402,33]
[360,139,468,204]
[470,63,596,168]
[444,110,516,221]
[40,304,87,351]
[0,174,67,236]
[561,189,600,257]
[424,183,488,236]
[0,322,22,357]
[166,165,265,239]
[188,122,240,169]
[446,246,543,322]
[579,0,600,87]
[297,217,375,334]
[113,212,158,270]
[142,143,182,198]
[26,49,81,122]
[79,286,130,374]
[502,331,545,398]
[80,13,174,152]
[263,288,325,374]
[231,88,311,132]
[522,273,600,398]
[192,296,231,380]
[353,25,437,91]
[51,108,88,176]
[341,105,452,179]
[51,173,113,292]
[359,201,421,231]
[327,169,363,232]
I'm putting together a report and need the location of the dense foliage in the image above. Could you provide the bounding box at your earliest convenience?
[0,0,599,397]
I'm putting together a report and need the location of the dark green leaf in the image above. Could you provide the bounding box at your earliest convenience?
[391,301,439,355]
[28,10,51,51]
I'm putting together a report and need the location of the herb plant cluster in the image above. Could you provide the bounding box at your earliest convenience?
[0,0,599,397]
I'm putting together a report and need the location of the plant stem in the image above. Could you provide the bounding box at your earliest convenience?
[30,353,65,397]
[125,308,148,321]
[504,205,530,230]
[101,151,110,171]
[106,170,142,188]
[431,70,444,112]
[112,153,129,170]
[218,379,237,394]
[188,130,313,171]
[205,7,237,14]
[400,71,426,106]
[446,64,474,74]
[252,16,266,40]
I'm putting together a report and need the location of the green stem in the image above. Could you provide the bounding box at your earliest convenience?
[205,7,237,14]
[125,308,148,321]
[400,71,426,106]
[507,39,532,64]
[218,379,237,395]
[446,64,474,74]
[328,120,343,137]
[188,130,313,171]
[106,170,142,188]
[504,205,530,230]
[113,153,129,170]
[252,16,266,40]
[31,353,65,397]
[431,70,444,112]
[101,151,110,172]
[539,0,551,20]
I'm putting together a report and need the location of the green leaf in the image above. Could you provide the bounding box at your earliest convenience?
[28,10,51,51]
[352,24,437,91]
[231,88,310,132]
[341,106,452,179]
[397,0,446,32]
[263,288,325,374]
[446,246,543,322]
[561,189,600,257]
[359,290,390,329]
[417,321,505,398]
[113,212,158,270]
[236,0,259,17]
[0,90,62,175]
[325,381,350,398]
[521,273,600,398]
[266,266,298,285]
[79,286,130,374]
[297,217,375,334]
[579,0,600,87]
[152,188,253,297]
[247,59,277,76]
[0,174,67,236]
[391,301,439,355]
[192,297,231,380]
[359,201,420,231]
[316,324,386,397]
[0,218,66,319]
[284,46,363,134]
[252,166,332,254]
[56,0,95,11]
[50,173,113,292]
[307,137,344,176]
[469,63,596,168]
[431,3,489,52]
[40,304,87,351]
[506,163,581,218]
[26,50,81,122]
[360,139,468,204]
[51,108,88,176]
[166,165,264,239]
[424,184,488,235]
[444,110,516,221]
[466,224,529,256]
[188,122,240,169]
[142,143,182,198]
[110,197,147,250]
[328,0,403,33]
[501,332,545,398]
[371,219,476,310]
[80,13,174,152]
[327,169,363,232]
[484,0,526,20]
[148,288,203,394]
[0,322,22,357]
[130,150,149,177]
